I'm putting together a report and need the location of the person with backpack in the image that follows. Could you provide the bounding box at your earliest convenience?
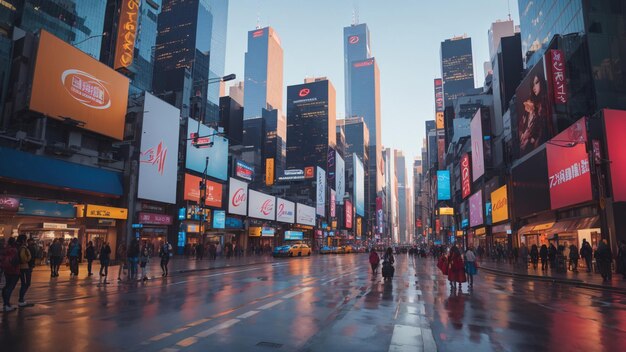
[67,238,82,277]
[17,236,33,307]
[159,240,172,277]
[2,237,20,312]
[99,242,111,283]
[369,249,380,275]
[139,242,150,282]
[85,241,96,276]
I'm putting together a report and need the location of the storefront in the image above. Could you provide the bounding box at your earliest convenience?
[491,223,511,247]
[136,212,173,254]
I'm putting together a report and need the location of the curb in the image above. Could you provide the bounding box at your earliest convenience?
[480,266,626,295]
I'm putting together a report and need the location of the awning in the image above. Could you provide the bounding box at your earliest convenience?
[519,217,600,236]
[0,147,123,196]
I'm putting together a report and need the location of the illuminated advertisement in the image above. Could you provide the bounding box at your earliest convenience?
[138,93,180,204]
[345,200,353,229]
[439,207,454,216]
[296,203,316,226]
[516,56,553,157]
[335,153,345,204]
[85,205,128,220]
[437,170,451,201]
[228,178,248,216]
[235,160,254,181]
[376,197,383,234]
[437,137,445,168]
[186,118,229,181]
[327,147,336,185]
[114,0,140,70]
[469,190,484,227]
[284,231,304,241]
[547,49,568,105]
[547,117,592,210]
[603,109,626,202]
[330,190,336,218]
[461,153,471,199]
[491,185,509,223]
[183,173,222,208]
[276,198,295,224]
[434,78,444,129]
[316,167,326,216]
[261,227,275,237]
[212,210,226,229]
[470,109,485,181]
[266,158,275,186]
[353,155,365,216]
[248,190,275,221]
[30,30,130,140]
[512,149,550,218]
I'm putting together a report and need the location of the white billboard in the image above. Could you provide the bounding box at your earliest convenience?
[138,93,180,204]
[471,109,485,182]
[248,190,275,221]
[228,178,248,216]
[276,198,295,223]
[316,167,326,216]
[354,154,365,216]
[335,152,345,204]
[296,203,316,226]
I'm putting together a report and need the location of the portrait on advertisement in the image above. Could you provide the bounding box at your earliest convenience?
[517,59,552,157]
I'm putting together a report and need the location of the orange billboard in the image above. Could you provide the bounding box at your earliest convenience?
[29,30,130,140]
[184,173,223,208]
[114,0,140,70]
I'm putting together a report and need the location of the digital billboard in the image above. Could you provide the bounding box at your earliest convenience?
[345,199,353,229]
[512,149,550,218]
[470,109,485,181]
[228,178,248,216]
[29,30,130,140]
[434,78,444,129]
[437,170,451,201]
[327,147,336,186]
[604,109,626,202]
[461,153,471,199]
[469,190,484,227]
[491,185,508,223]
[183,173,222,208]
[114,0,139,70]
[276,198,295,224]
[546,117,592,210]
[296,203,316,226]
[137,93,180,204]
[335,152,345,204]
[353,155,365,217]
[330,190,336,218]
[212,210,226,229]
[186,118,229,181]
[235,160,254,181]
[248,190,275,221]
[316,167,326,216]
[284,231,304,241]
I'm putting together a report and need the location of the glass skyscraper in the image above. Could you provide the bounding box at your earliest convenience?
[343,23,371,118]
[440,36,475,106]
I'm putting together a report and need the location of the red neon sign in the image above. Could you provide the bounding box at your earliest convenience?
[348,35,359,44]
[298,88,310,97]
[549,49,568,104]
[253,29,264,38]
[461,153,471,199]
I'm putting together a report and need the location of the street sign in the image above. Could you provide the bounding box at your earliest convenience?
[190,132,212,148]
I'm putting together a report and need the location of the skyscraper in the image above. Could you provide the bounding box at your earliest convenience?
[394,150,407,244]
[286,78,336,170]
[343,23,371,118]
[263,108,286,183]
[243,26,283,120]
[441,36,475,106]
[206,0,229,122]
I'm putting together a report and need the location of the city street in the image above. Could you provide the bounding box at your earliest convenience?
[2,254,625,352]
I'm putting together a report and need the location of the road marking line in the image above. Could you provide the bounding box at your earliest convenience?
[195,319,239,338]
[282,287,312,299]
[160,348,179,352]
[187,318,211,327]
[176,336,198,347]
[258,300,283,310]
[149,332,172,342]
[171,326,190,334]
[237,310,260,319]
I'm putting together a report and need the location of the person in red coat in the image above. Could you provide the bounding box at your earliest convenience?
[447,246,466,292]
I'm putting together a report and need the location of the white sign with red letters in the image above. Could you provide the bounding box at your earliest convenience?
[228,178,248,216]
[248,190,275,221]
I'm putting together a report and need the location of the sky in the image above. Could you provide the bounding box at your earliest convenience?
[224,0,520,172]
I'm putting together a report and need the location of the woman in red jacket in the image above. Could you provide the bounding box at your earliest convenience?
[447,246,466,292]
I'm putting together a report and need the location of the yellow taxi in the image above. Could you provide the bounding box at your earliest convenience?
[344,245,353,254]
[287,244,311,257]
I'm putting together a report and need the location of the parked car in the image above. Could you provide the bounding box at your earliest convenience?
[320,246,333,254]
[287,244,311,257]
[333,246,345,254]
[273,245,292,257]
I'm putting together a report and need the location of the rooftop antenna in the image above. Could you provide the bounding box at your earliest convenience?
[352,2,359,25]
[507,0,512,21]
[256,13,261,29]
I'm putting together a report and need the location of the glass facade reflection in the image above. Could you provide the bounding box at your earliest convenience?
[344,23,371,118]
[440,37,475,105]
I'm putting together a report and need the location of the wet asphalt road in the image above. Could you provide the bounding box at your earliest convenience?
[1,254,626,352]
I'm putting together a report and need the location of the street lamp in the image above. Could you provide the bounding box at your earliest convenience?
[73,32,108,46]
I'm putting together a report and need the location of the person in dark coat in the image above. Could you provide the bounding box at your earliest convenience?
[67,238,82,277]
[580,239,593,272]
[85,241,96,276]
[569,244,580,272]
[548,243,557,269]
[539,245,548,271]
[617,240,626,280]
[530,244,539,270]
[99,242,111,282]
[595,239,613,282]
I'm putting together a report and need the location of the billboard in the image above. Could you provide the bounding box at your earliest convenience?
[434,78,444,129]
[461,153,471,199]
[491,185,509,223]
[437,170,451,201]
[30,30,130,140]
[469,190,484,227]
[296,203,316,226]
[345,200,353,229]
[604,109,626,202]
[327,147,336,186]
[353,155,365,216]
[547,49,568,105]
[114,0,140,70]
[248,190,275,221]
[183,173,222,208]
[284,231,304,241]
[276,198,295,224]
[137,93,180,204]
[228,178,248,216]
[512,149,550,218]
[515,56,553,157]
[235,160,254,181]
[212,211,225,229]
[376,197,383,234]
[437,137,445,168]
[470,109,485,181]
[186,118,229,181]
[266,158,275,186]
[335,152,345,204]
[316,167,326,216]
[547,117,592,210]
[330,190,336,217]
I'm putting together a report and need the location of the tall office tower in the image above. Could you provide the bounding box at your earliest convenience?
[262,108,286,183]
[413,159,423,237]
[229,81,245,105]
[441,36,475,105]
[383,148,398,243]
[286,78,336,170]
[342,117,370,234]
[335,122,347,158]
[206,0,229,122]
[243,26,283,120]
[219,96,244,146]
[424,120,436,170]
[394,151,407,244]
[343,23,371,118]
[488,19,515,61]
[153,0,227,122]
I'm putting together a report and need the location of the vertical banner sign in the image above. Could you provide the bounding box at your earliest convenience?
[353,155,365,216]
[356,217,362,237]
[471,109,485,181]
[434,78,444,130]
[461,153,471,199]
[138,93,180,204]
[376,196,383,235]
[345,200,353,229]
[335,152,345,204]
[228,178,248,216]
[265,158,275,186]
[327,147,336,186]
[437,170,451,201]
[316,167,326,216]
[114,0,140,70]
[437,137,445,169]
[549,49,568,104]
[330,190,336,218]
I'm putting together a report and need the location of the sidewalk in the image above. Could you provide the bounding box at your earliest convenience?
[478,259,626,294]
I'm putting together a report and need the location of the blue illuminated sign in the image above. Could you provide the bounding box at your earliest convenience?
[186,118,229,181]
[212,210,226,229]
[284,231,304,240]
[461,218,469,229]
[485,202,492,225]
[437,170,451,201]
[178,208,186,220]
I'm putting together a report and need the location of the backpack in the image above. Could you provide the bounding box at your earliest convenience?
[2,248,18,270]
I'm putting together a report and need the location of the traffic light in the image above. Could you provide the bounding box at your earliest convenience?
[199,180,206,205]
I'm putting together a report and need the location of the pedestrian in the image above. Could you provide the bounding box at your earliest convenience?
[0,239,5,287]
[99,242,111,282]
[476,245,484,260]
[569,244,579,272]
[382,247,395,280]
[139,243,150,282]
[159,240,172,277]
[196,242,204,260]
[530,244,539,270]
[539,244,548,271]
[563,242,571,270]
[17,235,33,307]
[2,237,20,312]
[209,242,217,260]
[369,249,380,275]
[448,246,466,292]
[464,246,477,288]
[580,239,593,272]
[48,238,63,277]
[548,243,557,270]
[127,239,140,281]
[519,245,529,269]
[117,243,127,281]
[617,240,626,280]
[595,239,613,283]
[67,238,82,277]
[85,241,96,276]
